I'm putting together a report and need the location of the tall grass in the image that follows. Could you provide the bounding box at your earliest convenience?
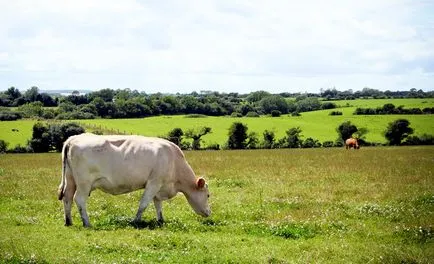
[0,147,433,263]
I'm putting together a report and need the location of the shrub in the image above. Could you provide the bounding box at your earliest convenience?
[185,114,207,118]
[271,110,281,117]
[0,139,8,153]
[321,102,337,110]
[230,112,243,117]
[282,127,303,148]
[322,141,334,148]
[28,122,85,152]
[337,121,358,142]
[0,111,22,121]
[8,144,31,153]
[384,119,414,145]
[403,134,434,145]
[204,143,220,150]
[262,130,275,149]
[329,111,342,116]
[167,128,184,147]
[334,140,344,147]
[245,111,259,117]
[227,122,248,149]
[291,111,300,117]
[301,137,321,148]
[185,127,212,150]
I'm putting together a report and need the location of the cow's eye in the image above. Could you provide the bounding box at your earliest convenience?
[207,194,210,198]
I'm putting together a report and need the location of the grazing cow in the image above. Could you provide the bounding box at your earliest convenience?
[57,133,211,227]
[345,138,360,149]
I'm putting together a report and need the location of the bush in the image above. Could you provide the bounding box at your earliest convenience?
[204,143,220,150]
[282,127,303,148]
[245,111,259,117]
[384,119,414,145]
[56,111,95,120]
[329,111,342,116]
[334,140,344,147]
[185,114,207,118]
[403,134,434,145]
[0,111,22,121]
[337,121,358,142]
[167,128,184,147]
[28,122,85,152]
[291,111,301,117]
[8,144,32,153]
[230,112,243,117]
[321,102,337,110]
[227,122,248,149]
[271,110,281,117]
[322,141,334,148]
[262,130,275,149]
[0,139,8,153]
[301,137,321,148]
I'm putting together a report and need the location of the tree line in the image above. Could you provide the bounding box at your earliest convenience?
[1,86,433,120]
[354,103,434,115]
[1,118,432,154]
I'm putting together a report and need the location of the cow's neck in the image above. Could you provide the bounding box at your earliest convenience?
[174,164,197,195]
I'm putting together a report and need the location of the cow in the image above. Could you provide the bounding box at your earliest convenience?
[57,133,211,227]
[345,138,360,149]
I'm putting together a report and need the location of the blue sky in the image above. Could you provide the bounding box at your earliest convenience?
[1,0,433,94]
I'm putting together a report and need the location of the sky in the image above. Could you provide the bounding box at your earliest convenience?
[0,0,433,94]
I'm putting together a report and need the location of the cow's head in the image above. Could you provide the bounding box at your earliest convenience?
[186,177,211,217]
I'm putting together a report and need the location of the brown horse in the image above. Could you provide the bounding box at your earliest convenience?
[345,138,359,149]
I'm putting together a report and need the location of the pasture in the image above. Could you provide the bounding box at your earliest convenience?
[0,147,433,263]
[0,98,433,149]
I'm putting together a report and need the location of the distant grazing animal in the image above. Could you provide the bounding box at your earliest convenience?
[345,138,360,149]
[58,133,211,227]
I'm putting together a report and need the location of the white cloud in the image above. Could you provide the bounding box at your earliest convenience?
[0,0,433,93]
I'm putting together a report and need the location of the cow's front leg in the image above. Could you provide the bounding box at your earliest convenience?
[134,182,161,223]
[74,185,92,227]
[154,198,164,224]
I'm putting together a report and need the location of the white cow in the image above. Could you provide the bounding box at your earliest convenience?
[57,133,211,227]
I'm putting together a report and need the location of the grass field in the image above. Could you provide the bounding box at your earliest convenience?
[0,147,433,263]
[0,98,433,148]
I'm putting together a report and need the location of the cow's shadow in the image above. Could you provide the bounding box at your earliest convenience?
[93,216,162,230]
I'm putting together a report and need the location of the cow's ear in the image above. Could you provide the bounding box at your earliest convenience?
[197,178,206,189]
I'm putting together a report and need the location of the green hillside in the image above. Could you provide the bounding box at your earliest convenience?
[0,98,433,148]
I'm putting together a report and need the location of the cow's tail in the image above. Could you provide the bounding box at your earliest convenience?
[57,142,70,200]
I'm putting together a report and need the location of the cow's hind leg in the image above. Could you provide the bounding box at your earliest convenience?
[134,180,161,223]
[154,198,164,224]
[74,184,92,227]
[63,179,76,226]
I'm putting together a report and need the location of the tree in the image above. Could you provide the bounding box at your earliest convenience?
[24,86,39,102]
[384,119,414,145]
[29,122,85,152]
[246,132,259,149]
[336,121,358,142]
[284,127,303,148]
[5,87,21,101]
[296,97,321,112]
[167,128,184,147]
[29,122,51,152]
[227,122,248,149]
[0,140,8,153]
[246,91,271,103]
[259,95,289,114]
[185,127,212,150]
[262,130,275,149]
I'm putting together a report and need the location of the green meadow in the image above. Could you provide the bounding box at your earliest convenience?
[0,147,433,263]
[0,98,433,148]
